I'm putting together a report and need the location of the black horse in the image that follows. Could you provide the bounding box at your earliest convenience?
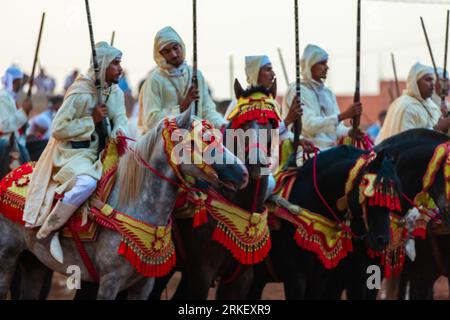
[379,129,450,300]
[325,128,450,300]
[247,144,401,299]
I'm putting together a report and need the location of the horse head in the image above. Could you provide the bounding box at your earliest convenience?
[225,79,281,180]
[376,129,450,227]
[347,150,402,252]
[173,107,249,192]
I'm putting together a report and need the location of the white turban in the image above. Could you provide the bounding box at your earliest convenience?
[2,66,24,96]
[153,26,186,71]
[245,55,271,86]
[300,44,329,81]
[88,42,122,88]
[405,62,434,101]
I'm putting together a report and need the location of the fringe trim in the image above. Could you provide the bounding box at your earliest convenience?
[118,241,176,278]
[230,109,280,129]
[294,228,353,269]
[211,221,271,265]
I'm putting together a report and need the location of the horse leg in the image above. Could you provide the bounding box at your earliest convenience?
[148,269,176,300]
[172,272,190,300]
[74,281,99,300]
[409,273,435,300]
[97,275,122,300]
[126,278,155,300]
[0,217,25,299]
[0,253,20,300]
[216,266,253,300]
[17,251,54,300]
[246,263,269,300]
[306,266,329,300]
[9,266,21,300]
[283,271,307,300]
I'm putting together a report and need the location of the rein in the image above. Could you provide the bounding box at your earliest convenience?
[116,124,206,194]
[400,192,442,222]
[312,149,357,237]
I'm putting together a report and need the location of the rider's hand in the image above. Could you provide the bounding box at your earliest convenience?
[348,128,365,140]
[298,138,315,153]
[284,97,303,127]
[433,116,450,132]
[180,85,200,113]
[338,102,363,121]
[92,104,108,123]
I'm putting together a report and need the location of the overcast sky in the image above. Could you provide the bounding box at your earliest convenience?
[1,0,450,100]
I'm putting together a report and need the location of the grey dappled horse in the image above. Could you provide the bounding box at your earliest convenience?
[0,109,248,300]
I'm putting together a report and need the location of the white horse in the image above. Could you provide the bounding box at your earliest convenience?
[0,110,248,299]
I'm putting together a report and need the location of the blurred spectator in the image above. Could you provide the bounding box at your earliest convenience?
[118,70,131,95]
[35,68,56,96]
[367,110,387,142]
[27,95,63,140]
[127,79,146,138]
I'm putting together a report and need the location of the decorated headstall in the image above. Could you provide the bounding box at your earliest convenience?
[226,91,282,130]
[162,118,223,222]
[162,117,222,187]
[337,151,402,230]
[336,151,405,278]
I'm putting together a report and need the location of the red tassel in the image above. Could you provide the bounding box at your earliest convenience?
[193,206,208,228]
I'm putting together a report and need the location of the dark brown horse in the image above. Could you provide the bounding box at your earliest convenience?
[148,81,279,300]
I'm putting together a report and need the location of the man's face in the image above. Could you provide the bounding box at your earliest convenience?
[257,63,276,89]
[311,60,329,82]
[417,74,435,99]
[160,42,184,68]
[12,78,22,93]
[105,58,123,85]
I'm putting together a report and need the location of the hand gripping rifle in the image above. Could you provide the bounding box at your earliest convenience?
[85,0,110,150]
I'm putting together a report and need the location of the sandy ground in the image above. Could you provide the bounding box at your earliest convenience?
[46,271,448,300]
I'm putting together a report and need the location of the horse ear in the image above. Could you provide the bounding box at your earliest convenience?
[270,78,277,98]
[178,106,192,129]
[234,79,244,99]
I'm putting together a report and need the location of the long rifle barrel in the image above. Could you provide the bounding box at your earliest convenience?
[293,0,302,162]
[351,0,362,146]
[27,12,46,99]
[85,0,110,138]
[420,17,440,80]
[442,10,449,107]
[193,0,199,116]
[391,53,401,98]
[111,31,116,46]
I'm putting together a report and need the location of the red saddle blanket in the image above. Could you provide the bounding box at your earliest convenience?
[0,141,120,241]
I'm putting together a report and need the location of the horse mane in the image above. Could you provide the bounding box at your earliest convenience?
[299,145,365,178]
[375,128,449,153]
[116,124,162,207]
[241,85,271,98]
